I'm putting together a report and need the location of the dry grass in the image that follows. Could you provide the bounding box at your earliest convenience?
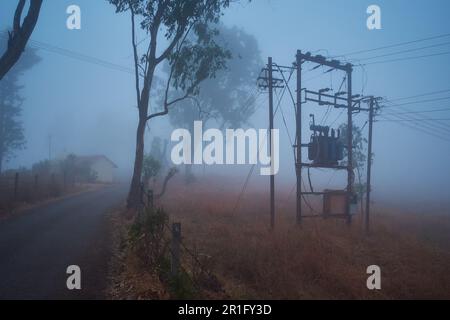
[151,175,450,300]
[107,209,170,300]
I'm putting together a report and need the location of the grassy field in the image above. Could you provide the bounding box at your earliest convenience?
[110,175,450,300]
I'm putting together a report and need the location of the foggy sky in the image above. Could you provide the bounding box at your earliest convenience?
[1,0,450,206]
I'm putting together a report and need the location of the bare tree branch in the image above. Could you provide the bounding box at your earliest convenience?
[146,23,196,122]
[13,0,26,33]
[0,0,43,81]
[144,0,168,75]
[155,25,186,65]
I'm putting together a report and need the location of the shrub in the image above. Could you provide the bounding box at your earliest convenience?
[129,206,169,272]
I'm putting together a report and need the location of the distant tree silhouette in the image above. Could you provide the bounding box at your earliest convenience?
[0,0,43,81]
[0,40,40,173]
[167,24,262,181]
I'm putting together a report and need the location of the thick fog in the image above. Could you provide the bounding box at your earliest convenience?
[1,0,450,209]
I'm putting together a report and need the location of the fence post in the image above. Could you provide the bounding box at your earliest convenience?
[14,172,19,200]
[171,222,181,277]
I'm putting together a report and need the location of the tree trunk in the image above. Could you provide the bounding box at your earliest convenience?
[127,54,155,209]
[127,118,147,209]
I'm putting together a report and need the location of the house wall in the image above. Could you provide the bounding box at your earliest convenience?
[91,159,115,183]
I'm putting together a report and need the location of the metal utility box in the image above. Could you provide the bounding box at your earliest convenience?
[323,190,347,217]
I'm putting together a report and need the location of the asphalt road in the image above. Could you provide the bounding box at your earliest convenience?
[0,184,127,300]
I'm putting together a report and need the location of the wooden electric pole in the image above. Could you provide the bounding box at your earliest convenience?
[346,65,353,225]
[257,58,286,229]
[365,97,375,234]
[268,57,275,229]
[295,51,302,225]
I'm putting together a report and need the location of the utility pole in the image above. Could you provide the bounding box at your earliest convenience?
[365,97,375,234]
[268,57,275,229]
[346,65,353,225]
[259,50,378,231]
[257,59,285,229]
[295,51,302,225]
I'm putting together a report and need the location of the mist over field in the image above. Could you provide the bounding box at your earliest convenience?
[1,0,450,301]
[1,0,449,211]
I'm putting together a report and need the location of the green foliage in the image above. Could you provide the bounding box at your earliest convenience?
[169,33,231,96]
[338,124,368,170]
[339,124,369,200]
[128,205,198,298]
[108,0,236,108]
[129,206,169,271]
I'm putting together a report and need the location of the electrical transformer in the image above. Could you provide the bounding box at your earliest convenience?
[307,115,344,166]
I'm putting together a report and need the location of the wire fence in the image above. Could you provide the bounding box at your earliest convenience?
[0,171,74,212]
[138,184,221,293]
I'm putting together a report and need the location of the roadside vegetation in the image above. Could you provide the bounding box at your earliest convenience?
[0,154,98,216]
[108,175,450,300]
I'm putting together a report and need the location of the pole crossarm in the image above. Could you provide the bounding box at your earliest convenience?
[296,52,353,72]
[258,65,286,90]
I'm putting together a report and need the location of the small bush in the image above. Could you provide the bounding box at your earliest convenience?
[129,206,169,272]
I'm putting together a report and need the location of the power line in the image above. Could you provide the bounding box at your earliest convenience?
[332,32,450,58]
[378,118,450,122]
[382,96,450,108]
[383,106,450,116]
[381,99,450,132]
[379,108,450,134]
[275,92,295,157]
[232,74,292,215]
[0,31,135,75]
[321,76,346,126]
[388,89,450,102]
[356,41,450,61]
[378,114,450,142]
[361,51,450,66]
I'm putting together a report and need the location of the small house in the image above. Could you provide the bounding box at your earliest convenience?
[76,155,118,184]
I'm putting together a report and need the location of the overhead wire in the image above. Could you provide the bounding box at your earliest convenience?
[0,32,135,75]
[331,32,450,58]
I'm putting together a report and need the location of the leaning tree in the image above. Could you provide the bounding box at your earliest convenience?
[108,0,242,208]
[0,0,43,81]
